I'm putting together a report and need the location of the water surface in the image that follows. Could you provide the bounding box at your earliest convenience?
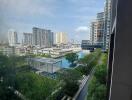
[59,50,90,68]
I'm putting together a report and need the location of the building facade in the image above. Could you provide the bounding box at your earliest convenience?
[107,0,132,100]
[103,0,112,50]
[56,32,67,45]
[23,33,33,46]
[90,21,97,45]
[90,12,104,46]
[90,0,112,51]
[8,29,18,46]
[33,27,54,48]
[97,12,105,46]
[2,46,15,56]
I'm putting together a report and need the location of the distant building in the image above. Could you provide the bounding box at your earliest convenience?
[81,40,102,50]
[33,27,54,48]
[2,46,15,56]
[81,40,91,49]
[8,29,18,46]
[23,33,33,46]
[103,0,112,50]
[90,0,112,51]
[90,21,97,45]
[90,12,105,46]
[97,12,105,46]
[56,32,68,45]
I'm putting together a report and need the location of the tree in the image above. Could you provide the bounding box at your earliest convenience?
[87,76,107,100]
[93,84,107,100]
[15,72,59,100]
[87,53,108,100]
[0,84,21,100]
[0,54,20,100]
[94,64,107,84]
[76,50,101,75]
[79,54,93,66]
[65,53,78,65]
[59,69,82,97]
[60,69,82,83]
[87,77,98,99]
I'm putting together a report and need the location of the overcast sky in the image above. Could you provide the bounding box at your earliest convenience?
[0,0,105,42]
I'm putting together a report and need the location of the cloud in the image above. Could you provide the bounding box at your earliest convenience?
[0,0,56,17]
[0,0,57,41]
[75,26,89,33]
[0,0,104,42]
[67,0,104,9]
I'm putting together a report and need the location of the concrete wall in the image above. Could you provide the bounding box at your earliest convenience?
[109,0,132,100]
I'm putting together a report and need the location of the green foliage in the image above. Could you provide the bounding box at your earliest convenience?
[40,53,51,58]
[0,54,20,100]
[63,81,79,97]
[35,53,51,58]
[59,69,82,97]
[76,49,101,75]
[27,53,51,58]
[87,53,108,100]
[16,72,58,100]
[60,69,82,83]
[0,84,21,100]
[88,77,107,100]
[75,65,88,75]
[0,54,8,67]
[0,55,17,87]
[88,77,98,99]
[93,84,107,100]
[48,89,64,100]
[102,53,108,65]
[0,54,59,100]
[94,64,107,84]
[65,53,78,64]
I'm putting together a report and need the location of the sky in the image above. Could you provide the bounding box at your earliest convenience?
[0,0,105,43]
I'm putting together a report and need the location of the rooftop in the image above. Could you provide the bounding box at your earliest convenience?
[29,57,62,64]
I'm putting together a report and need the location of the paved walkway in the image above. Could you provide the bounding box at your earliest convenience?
[75,78,89,100]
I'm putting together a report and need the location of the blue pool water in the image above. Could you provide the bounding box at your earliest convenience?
[59,50,90,68]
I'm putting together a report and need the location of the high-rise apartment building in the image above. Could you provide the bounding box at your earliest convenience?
[90,0,112,50]
[33,27,53,48]
[56,32,67,44]
[104,0,112,50]
[8,29,18,46]
[90,12,104,46]
[90,21,97,45]
[23,33,33,46]
[97,12,105,46]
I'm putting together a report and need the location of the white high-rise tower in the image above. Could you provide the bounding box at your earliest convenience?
[8,29,18,46]
[56,32,68,44]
